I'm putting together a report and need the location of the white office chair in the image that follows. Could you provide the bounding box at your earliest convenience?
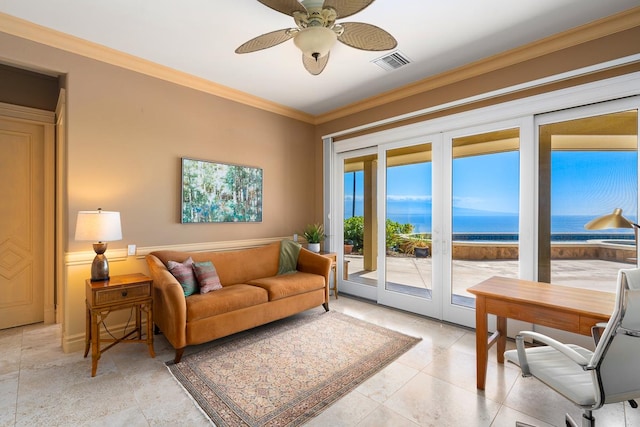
[504,268,640,427]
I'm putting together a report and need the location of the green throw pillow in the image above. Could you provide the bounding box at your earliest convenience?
[278,239,301,275]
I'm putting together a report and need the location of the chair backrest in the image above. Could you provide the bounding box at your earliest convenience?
[590,268,640,406]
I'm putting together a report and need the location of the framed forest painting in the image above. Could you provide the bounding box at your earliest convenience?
[181,158,263,223]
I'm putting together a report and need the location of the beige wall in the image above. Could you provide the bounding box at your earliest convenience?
[0,32,317,351]
[65,58,316,251]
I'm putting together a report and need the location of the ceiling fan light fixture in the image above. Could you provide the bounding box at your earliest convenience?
[293,27,337,61]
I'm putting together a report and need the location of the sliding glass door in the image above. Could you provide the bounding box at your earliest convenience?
[537,101,639,291]
[443,119,533,327]
[534,98,639,345]
[328,85,640,330]
[378,139,442,318]
[450,129,520,303]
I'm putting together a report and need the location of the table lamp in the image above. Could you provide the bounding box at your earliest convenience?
[75,208,122,281]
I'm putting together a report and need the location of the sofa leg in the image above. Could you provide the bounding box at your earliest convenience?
[323,302,329,312]
[174,348,185,363]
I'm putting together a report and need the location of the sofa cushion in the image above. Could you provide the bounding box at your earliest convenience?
[186,284,269,322]
[167,257,198,296]
[193,261,222,293]
[248,272,325,301]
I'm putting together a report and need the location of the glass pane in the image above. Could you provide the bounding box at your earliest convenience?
[540,110,638,292]
[452,129,520,307]
[385,143,432,298]
[343,154,378,286]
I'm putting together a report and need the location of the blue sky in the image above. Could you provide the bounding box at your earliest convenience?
[344,151,638,219]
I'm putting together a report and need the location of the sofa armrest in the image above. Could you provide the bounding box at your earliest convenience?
[145,254,188,350]
[297,249,332,302]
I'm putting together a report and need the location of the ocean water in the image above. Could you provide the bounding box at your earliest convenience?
[345,199,637,236]
[381,213,636,236]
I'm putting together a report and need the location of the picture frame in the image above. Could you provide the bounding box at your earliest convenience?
[181,157,263,223]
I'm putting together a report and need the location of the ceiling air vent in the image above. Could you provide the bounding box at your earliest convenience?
[372,51,411,71]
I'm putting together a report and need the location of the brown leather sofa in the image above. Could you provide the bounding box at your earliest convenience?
[146,242,332,362]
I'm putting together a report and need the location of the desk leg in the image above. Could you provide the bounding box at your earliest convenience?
[475,295,488,390]
[497,316,507,364]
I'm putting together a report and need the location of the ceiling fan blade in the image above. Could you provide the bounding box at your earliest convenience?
[302,53,330,75]
[258,0,307,16]
[338,22,397,51]
[322,0,374,18]
[235,29,295,54]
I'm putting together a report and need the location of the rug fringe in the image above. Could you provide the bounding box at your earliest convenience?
[165,363,216,426]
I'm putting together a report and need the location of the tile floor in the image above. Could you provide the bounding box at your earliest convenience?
[2,296,640,426]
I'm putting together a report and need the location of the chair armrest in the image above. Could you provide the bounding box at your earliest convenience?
[517,331,590,368]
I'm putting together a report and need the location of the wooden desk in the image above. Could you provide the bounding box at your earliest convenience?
[467,276,614,390]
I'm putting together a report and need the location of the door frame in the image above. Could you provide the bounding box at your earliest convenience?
[0,101,56,325]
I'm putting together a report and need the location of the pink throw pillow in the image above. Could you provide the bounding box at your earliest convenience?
[193,261,222,293]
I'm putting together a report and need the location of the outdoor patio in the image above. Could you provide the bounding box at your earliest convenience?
[342,253,632,302]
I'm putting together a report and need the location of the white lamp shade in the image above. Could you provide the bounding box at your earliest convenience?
[75,210,122,242]
[293,27,337,59]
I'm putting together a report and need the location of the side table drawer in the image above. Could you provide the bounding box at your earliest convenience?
[94,283,150,306]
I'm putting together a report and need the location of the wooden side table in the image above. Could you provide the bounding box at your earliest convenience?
[319,252,338,299]
[84,273,155,377]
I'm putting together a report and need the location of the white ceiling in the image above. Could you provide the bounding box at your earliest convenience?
[1,0,638,116]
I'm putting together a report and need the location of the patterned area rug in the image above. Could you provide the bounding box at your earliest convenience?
[166,310,421,426]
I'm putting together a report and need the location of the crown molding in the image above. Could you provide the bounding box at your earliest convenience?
[0,12,316,124]
[314,6,640,124]
[1,7,638,126]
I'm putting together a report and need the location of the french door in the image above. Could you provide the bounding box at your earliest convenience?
[337,138,443,319]
[442,119,532,327]
[335,118,530,326]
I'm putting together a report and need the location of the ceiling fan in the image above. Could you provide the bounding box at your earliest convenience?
[235,0,397,75]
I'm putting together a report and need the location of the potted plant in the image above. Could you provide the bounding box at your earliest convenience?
[302,223,325,253]
[413,236,431,258]
[344,239,354,255]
